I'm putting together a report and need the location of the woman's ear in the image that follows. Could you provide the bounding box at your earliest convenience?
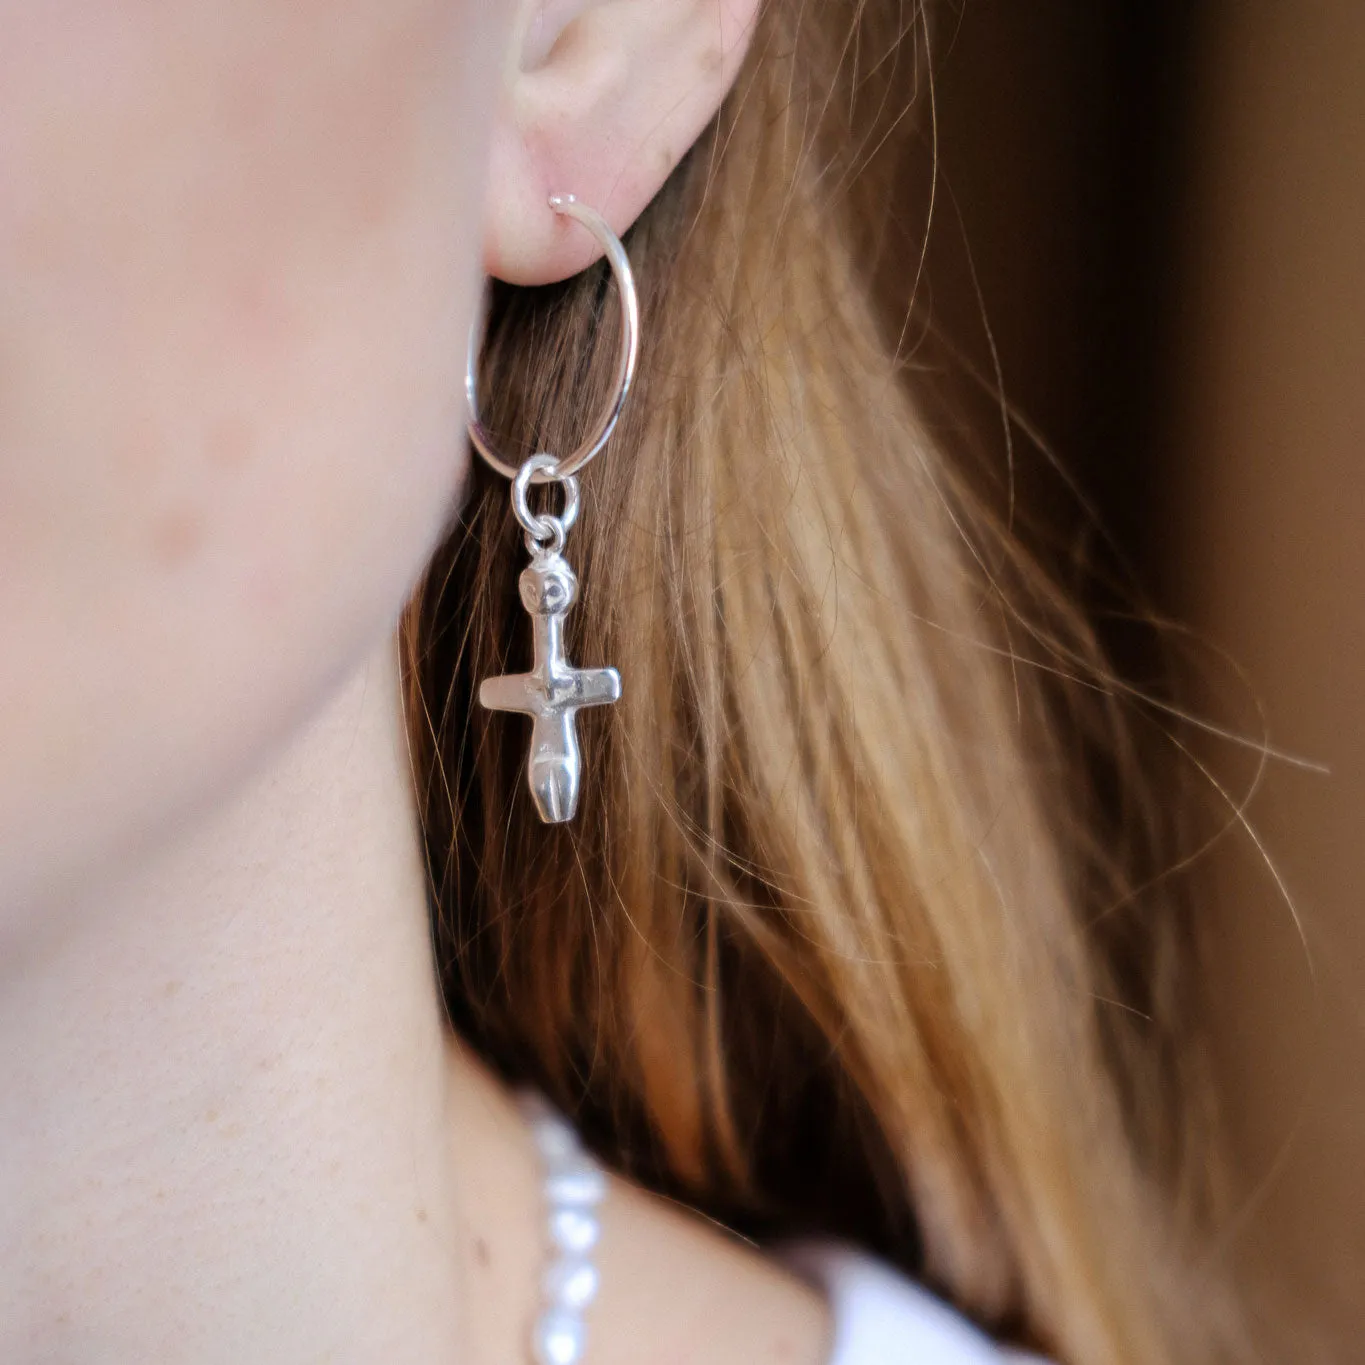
[484,0,761,285]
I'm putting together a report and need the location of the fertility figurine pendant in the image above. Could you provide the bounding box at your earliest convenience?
[479,460,620,824]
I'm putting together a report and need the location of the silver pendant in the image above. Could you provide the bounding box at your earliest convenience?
[479,544,620,824]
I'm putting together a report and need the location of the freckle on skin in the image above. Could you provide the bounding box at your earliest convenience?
[701,44,724,76]
[474,1236,490,1268]
[149,507,206,567]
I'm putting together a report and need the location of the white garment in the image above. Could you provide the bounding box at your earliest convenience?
[783,1244,1050,1365]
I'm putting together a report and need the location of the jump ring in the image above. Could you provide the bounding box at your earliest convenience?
[525,523,565,557]
[513,455,580,548]
[467,195,640,485]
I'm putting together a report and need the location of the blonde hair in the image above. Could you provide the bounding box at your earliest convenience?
[403,3,1244,1359]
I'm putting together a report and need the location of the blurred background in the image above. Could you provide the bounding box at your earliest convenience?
[909,2,1364,1354]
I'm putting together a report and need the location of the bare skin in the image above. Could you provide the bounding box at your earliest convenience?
[0,638,826,1362]
[0,1,826,1360]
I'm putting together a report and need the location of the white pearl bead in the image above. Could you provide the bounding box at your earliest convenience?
[543,1256,600,1311]
[520,1091,606,1365]
[549,1207,600,1255]
[544,1157,608,1207]
[532,1308,587,1365]
[531,1115,580,1164]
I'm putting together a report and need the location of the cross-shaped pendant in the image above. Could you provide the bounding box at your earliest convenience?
[479,548,620,824]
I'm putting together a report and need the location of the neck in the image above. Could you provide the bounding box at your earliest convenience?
[533,610,563,674]
[0,631,832,1365]
[0,634,533,1362]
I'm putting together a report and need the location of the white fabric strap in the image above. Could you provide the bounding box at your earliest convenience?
[782,1243,1051,1365]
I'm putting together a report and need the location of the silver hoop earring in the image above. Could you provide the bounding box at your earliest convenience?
[467,195,639,825]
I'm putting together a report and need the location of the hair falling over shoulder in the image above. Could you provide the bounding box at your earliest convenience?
[403,3,1250,1360]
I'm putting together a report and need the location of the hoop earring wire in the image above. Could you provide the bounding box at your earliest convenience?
[466,194,640,484]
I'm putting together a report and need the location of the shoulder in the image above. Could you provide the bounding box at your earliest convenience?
[780,1242,1051,1365]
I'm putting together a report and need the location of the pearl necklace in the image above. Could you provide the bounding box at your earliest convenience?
[516,1091,609,1365]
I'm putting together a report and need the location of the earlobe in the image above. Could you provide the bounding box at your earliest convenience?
[483,0,761,286]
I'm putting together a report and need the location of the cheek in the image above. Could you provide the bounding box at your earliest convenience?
[0,1,478,543]
[0,1,506,908]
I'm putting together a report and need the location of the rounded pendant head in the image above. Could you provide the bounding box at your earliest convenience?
[520,553,578,616]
